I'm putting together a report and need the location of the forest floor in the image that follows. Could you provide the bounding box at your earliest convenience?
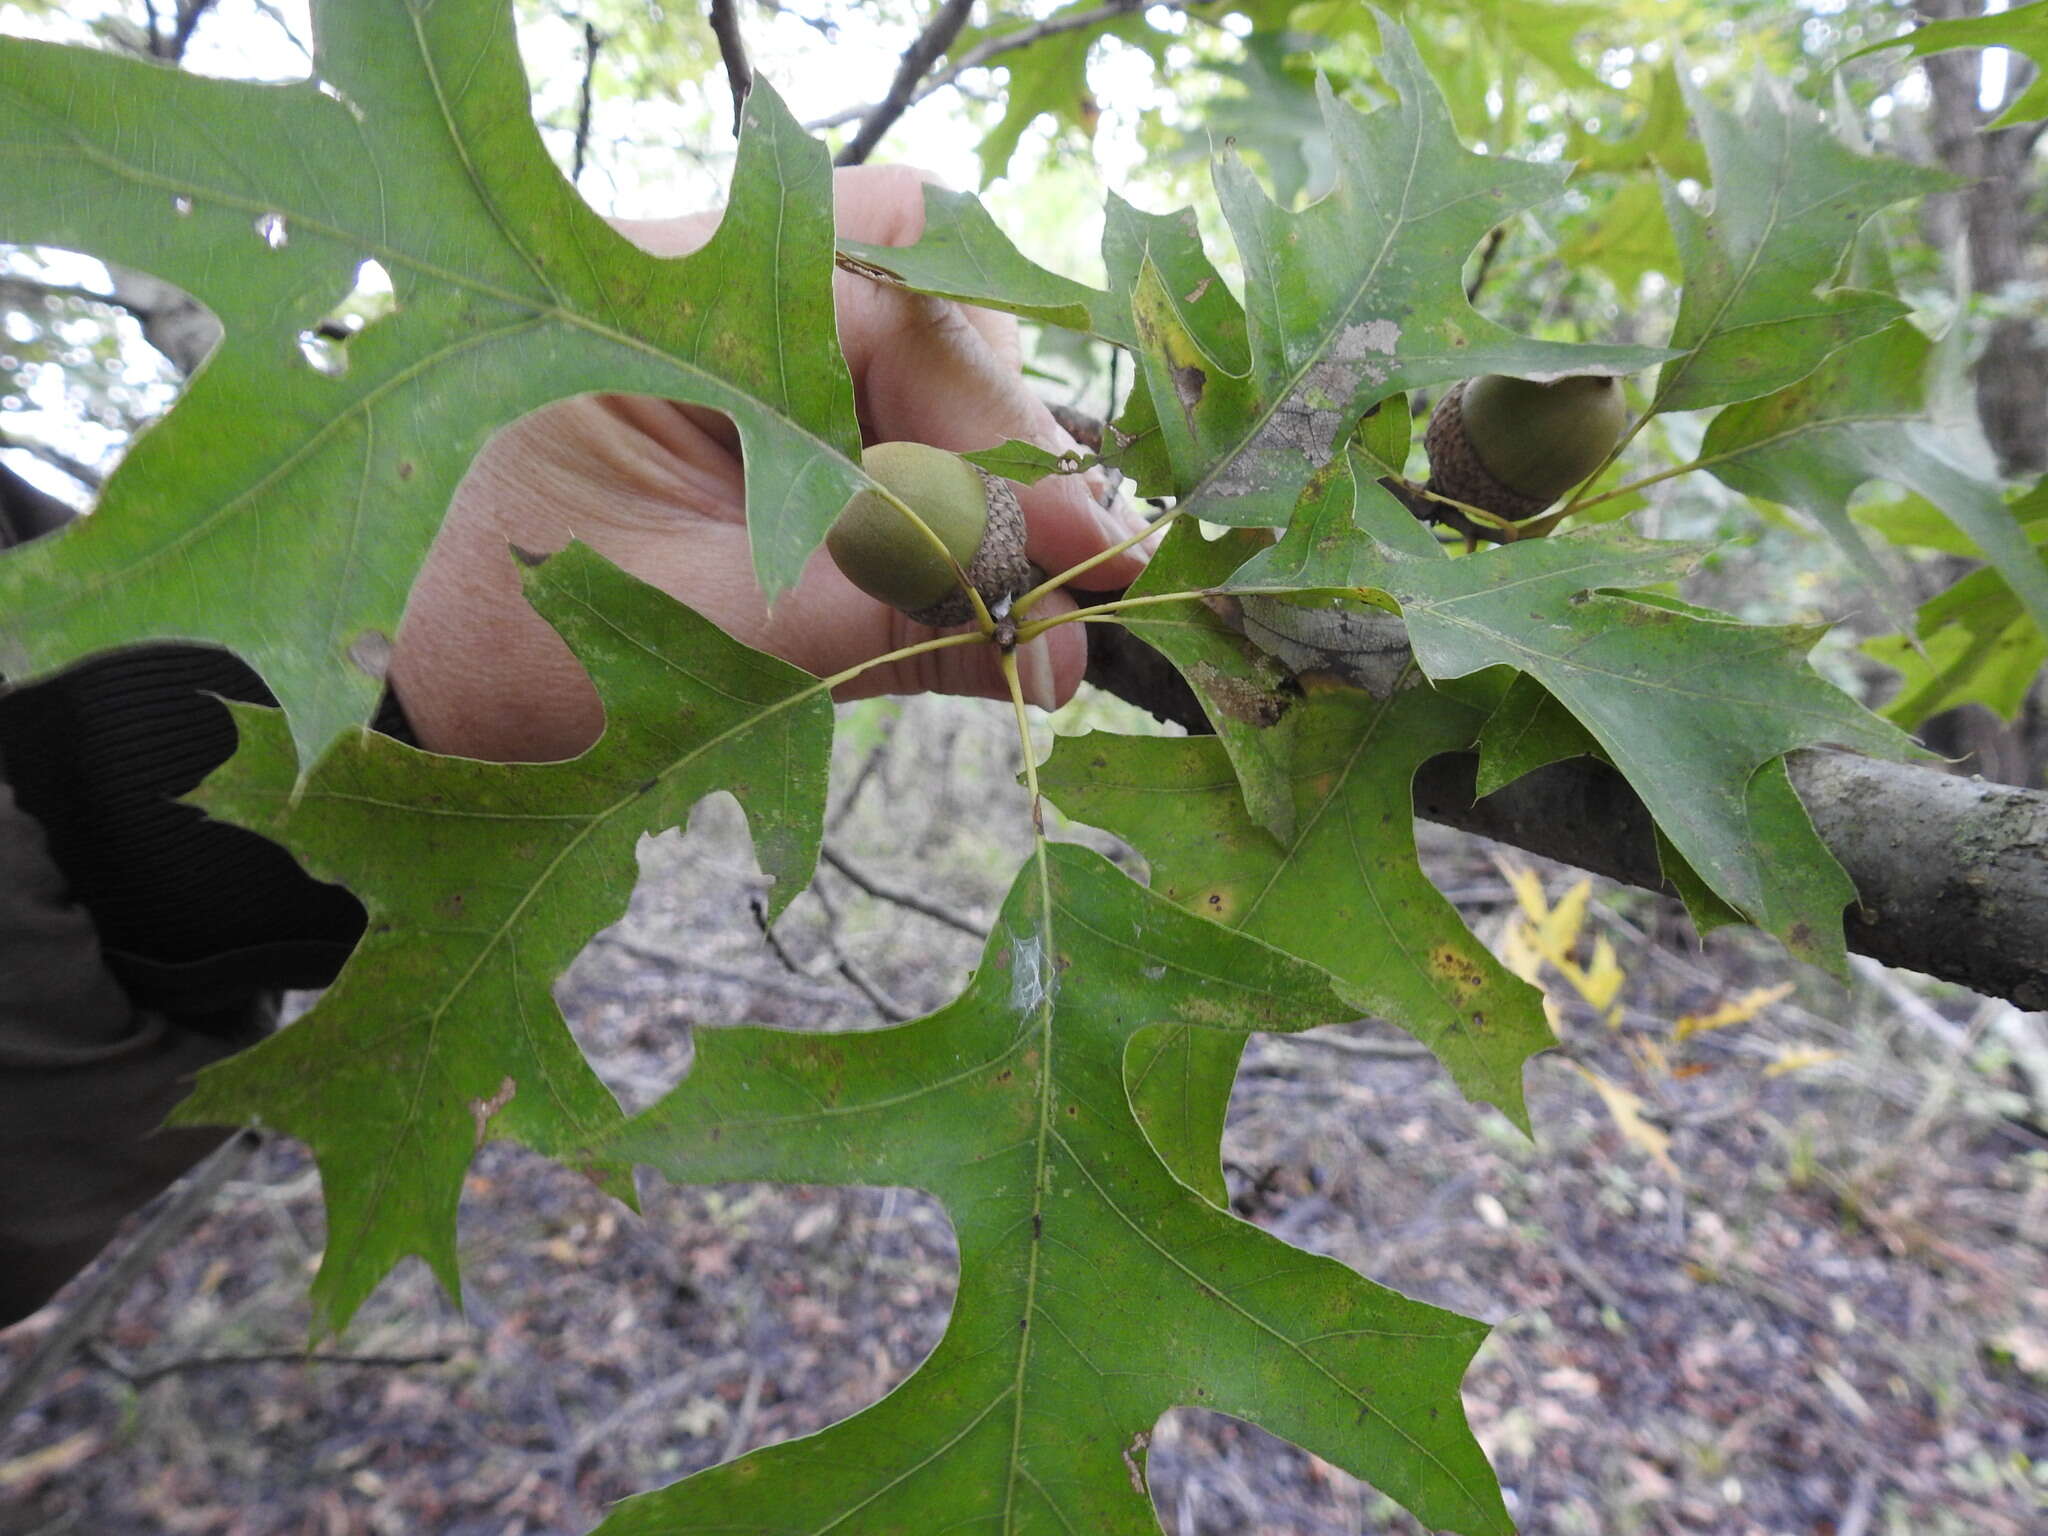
[3,693,2045,1536]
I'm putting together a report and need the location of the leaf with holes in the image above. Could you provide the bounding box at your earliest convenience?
[0,0,859,764]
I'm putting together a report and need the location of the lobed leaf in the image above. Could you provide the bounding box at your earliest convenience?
[584,843,1512,1536]
[0,0,860,765]
[174,544,835,1334]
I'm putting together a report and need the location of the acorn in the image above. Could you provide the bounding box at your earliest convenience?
[1423,374,1628,538]
[825,441,1031,628]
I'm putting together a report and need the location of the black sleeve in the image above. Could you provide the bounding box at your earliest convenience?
[0,644,403,1024]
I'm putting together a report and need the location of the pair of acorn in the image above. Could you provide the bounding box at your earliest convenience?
[827,373,1626,623]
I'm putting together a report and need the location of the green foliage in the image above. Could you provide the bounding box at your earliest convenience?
[173,543,835,1334]
[591,842,1509,1536]
[3,1,2040,1530]
[1844,3,2048,128]
[0,0,862,765]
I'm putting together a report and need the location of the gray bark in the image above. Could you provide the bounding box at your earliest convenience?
[1083,605,2048,1009]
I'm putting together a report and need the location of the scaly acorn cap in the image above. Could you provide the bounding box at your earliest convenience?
[825,441,1031,628]
[1423,374,1628,537]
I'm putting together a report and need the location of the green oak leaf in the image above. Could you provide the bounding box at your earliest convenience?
[585,844,1512,1536]
[1568,60,1709,180]
[1171,27,1667,528]
[1844,4,2048,129]
[1475,675,1750,938]
[1232,456,1913,976]
[0,0,859,765]
[964,0,1159,186]
[840,187,1245,367]
[1556,178,1681,292]
[1651,69,1956,414]
[1700,321,2048,641]
[1475,672,1602,798]
[172,543,835,1335]
[1114,520,1308,844]
[1863,497,2048,730]
[1041,692,1551,1134]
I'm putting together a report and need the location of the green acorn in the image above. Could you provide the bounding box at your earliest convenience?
[1423,374,1628,537]
[826,442,1030,628]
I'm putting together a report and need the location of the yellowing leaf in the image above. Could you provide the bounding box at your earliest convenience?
[1674,982,1795,1042]
[1764,1045,1845,1078]
[1574,1063,1679,1179]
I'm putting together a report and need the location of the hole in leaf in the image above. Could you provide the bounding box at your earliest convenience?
[254,212,288,249]
[296,260,397,377]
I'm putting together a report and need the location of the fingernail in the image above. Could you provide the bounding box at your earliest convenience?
[1016,634,1060,712]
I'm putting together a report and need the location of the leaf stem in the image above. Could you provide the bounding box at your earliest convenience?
[817,629,988,693]
[1012,505,1183,618]
[1012,587,1220,644]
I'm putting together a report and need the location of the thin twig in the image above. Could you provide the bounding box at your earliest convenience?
[1464,224,1507,302]
[719,1362,768,1464]
[809,880,916,1021]
[168,0,217,59]
[821,844,989,938]
[748,896,908,1021]
[0,1130,259,1426]
[835,0,979,167]
[572,22,602,185]
[87,1343,453,1390]
[812,0,1174,134]
[0,275,123,311]
[708,0,753,138]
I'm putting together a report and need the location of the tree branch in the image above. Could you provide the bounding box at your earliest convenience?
[1080,604,2048,1009]
[835,0,980,167]
[707,0,753,138]
[572,21,602,184]
[813,0,1173,136]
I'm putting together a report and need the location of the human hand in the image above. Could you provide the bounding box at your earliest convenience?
[390,165,1149,762]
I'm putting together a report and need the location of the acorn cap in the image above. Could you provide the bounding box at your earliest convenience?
[1424,374,1627,536]
[825,441,1030,627]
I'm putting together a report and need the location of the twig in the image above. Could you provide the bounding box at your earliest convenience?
[1464,224,1507,302]
[748,896,909,1021]
[0,1130,259,1426]
[821,844,989,938]
[86,1342,453,1390]
[808,880,915,1021]
[168,0,217,59]
[707,0,753,137]
[572,22,602,185]
[835,0,979,167]
[584,932,852,1006]
[719,1362,767,1464]
[812,0,1173,134]
[0,275,122,312]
